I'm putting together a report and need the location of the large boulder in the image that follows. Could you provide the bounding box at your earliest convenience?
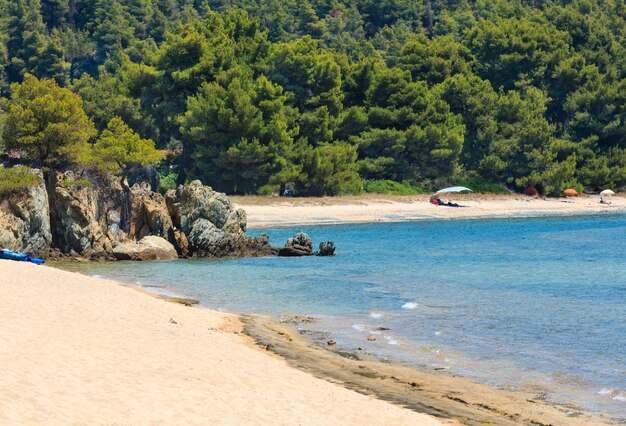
[187,219,236,257]
[167,180,271,257]
[0,168,52,256]
[174,180,235,233]
[278,232,313,257]
[112,236,178,261]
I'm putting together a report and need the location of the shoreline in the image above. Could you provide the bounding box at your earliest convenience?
[231,194,626,229]
[4,261,617,425]
[0,260,446,425]
[243,315,615,425]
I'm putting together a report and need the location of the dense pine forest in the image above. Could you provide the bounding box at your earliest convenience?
[0,0,625,196]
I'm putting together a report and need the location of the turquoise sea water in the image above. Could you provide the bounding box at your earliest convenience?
[59,214,626,419]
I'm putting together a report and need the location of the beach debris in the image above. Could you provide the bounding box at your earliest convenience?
[367,336,377,341]
[376,327,390,331]
[169,317,178,324]
[327,339,337,346]
[317,241,336,256]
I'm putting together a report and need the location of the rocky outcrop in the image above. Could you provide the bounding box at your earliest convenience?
[1,169,275,261]
[278,232,313,257]
[317,241,336,256]
[130,182,173,240]
[48,171,121,257]
[276,233,336,257]
[167,181,270,257]
[0,169,51,256]
[112,236,178,261]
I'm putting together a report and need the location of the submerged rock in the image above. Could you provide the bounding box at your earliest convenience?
[112,235,178,261]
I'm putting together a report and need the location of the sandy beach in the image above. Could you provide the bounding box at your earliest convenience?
[1,197,622,425]
[231,194,626,228]
[0,260,446,425]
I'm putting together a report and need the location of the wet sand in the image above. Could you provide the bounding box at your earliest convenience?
[244,315,615,425]
[231,194,626,228]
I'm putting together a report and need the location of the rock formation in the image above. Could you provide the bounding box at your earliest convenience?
[129,182,173,240]
[317,241,336,256]
[112,236,178,261]
[0,169,51,256]
[276,233,337,257]
[0,167,273,260]
[48,170,120,258]
[278,232,313,257]
[166,181,271,258]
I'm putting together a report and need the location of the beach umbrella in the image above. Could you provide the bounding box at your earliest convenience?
[600,189,615,196]
[563,188,578,196]
[434,186,473,194]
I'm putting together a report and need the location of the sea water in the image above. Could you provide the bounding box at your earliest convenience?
[58,214,626,419]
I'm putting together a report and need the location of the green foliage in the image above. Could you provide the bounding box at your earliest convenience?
[90,116,163,182]
[157,172,178,193]
[59,178,94,187]
[0,0,624,196]
[364,179,425,195]
[296,142,363,196]
[0,166,41,195]
[2,74,95,168]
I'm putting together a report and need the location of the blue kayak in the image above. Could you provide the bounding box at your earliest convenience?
[0,249,45,265]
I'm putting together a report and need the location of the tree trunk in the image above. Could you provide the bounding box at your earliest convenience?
[177,148,189,185]
[120,175,131,234]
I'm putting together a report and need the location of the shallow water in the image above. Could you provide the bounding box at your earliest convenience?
[58,214,626,418]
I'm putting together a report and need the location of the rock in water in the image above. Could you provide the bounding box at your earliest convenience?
[112,236,178,261]
[317,241,336,256]
[0,168,51,256]
[286,232,313,251]
[278,232,313,257]
[168,180,271,257]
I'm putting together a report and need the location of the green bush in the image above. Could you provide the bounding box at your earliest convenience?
[0,166,42,196]
[364,179,426,195]
[157,172,178,193]
[59,178,93,187]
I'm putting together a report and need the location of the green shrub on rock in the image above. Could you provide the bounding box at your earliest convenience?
[0,166,41,196]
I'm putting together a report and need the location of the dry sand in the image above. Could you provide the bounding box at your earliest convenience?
[231,194,626,228]
[0,260,447,426]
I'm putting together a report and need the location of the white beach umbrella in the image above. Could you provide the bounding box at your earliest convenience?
[434,186,473,194]
[600,189,615,196]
